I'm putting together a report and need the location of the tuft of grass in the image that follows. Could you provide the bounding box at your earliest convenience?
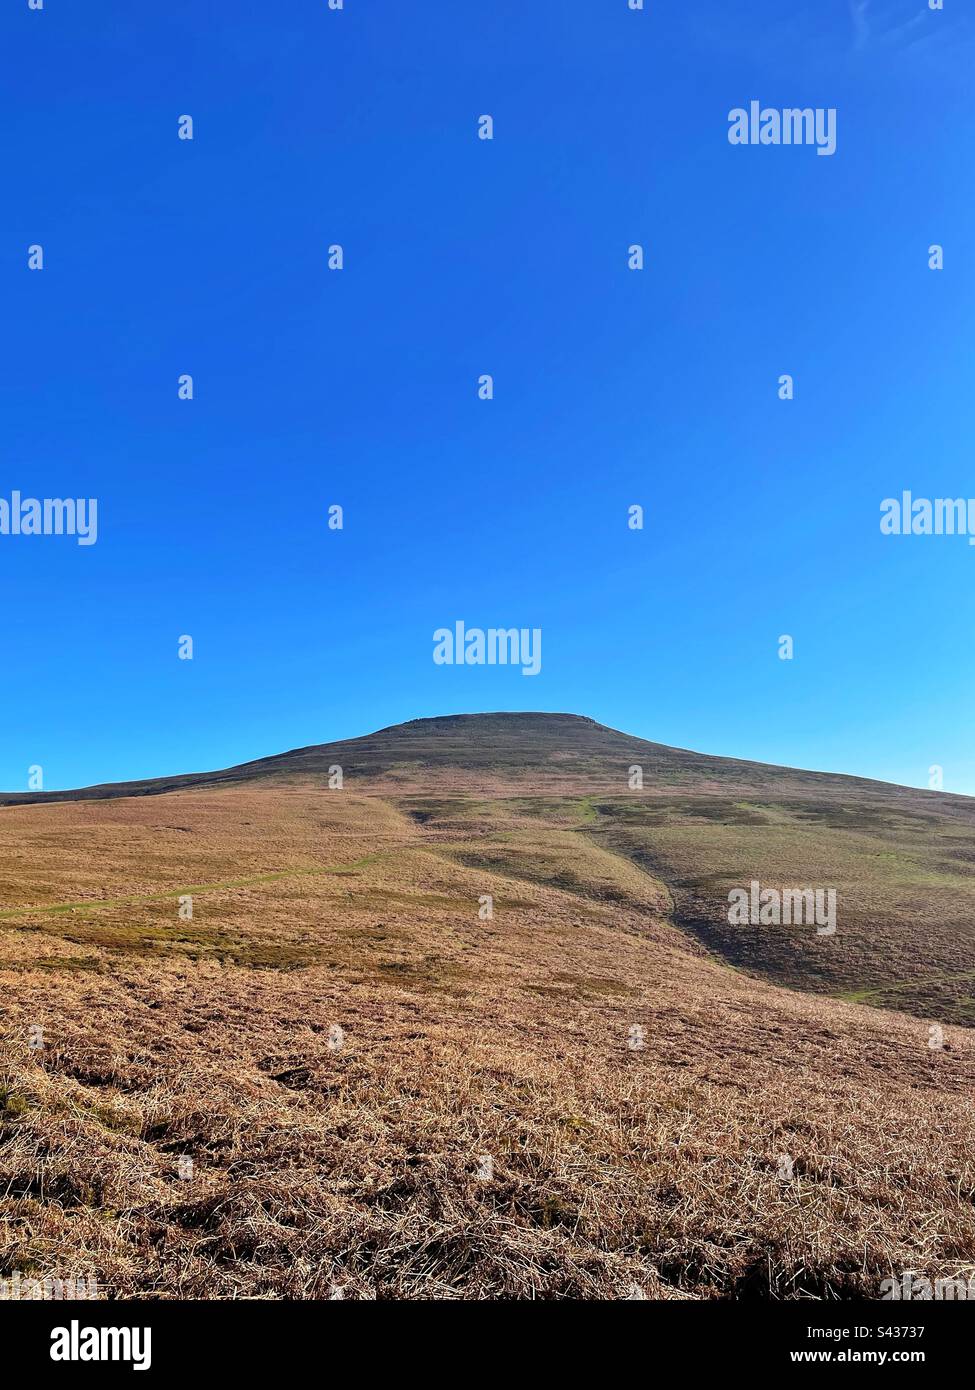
[0,1088,29,1120]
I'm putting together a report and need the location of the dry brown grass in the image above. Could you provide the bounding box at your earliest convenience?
[2,767,975,1300]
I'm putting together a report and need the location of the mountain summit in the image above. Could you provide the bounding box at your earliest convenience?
[0,711,967,807]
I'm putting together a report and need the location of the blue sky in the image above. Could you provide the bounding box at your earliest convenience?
[3,0,974,794]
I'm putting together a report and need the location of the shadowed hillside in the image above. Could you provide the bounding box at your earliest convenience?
[4,711,974,809]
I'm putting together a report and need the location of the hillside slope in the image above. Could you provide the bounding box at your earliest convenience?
[2,715,975,1299]
[3,711,973,811]
[5,713,975,1021]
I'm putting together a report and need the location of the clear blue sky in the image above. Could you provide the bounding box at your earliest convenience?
[3,0,974,794]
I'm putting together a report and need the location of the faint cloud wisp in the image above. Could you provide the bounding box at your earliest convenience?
[850,0,871,50]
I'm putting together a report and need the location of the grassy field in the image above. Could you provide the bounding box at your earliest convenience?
[2,714,975,1299]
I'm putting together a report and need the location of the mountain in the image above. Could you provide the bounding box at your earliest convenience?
[2,710,970,807]
[2,711,974,1299]
[7,713,975,1022]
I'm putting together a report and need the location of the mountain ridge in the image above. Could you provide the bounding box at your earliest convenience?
[1,710,970,809]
